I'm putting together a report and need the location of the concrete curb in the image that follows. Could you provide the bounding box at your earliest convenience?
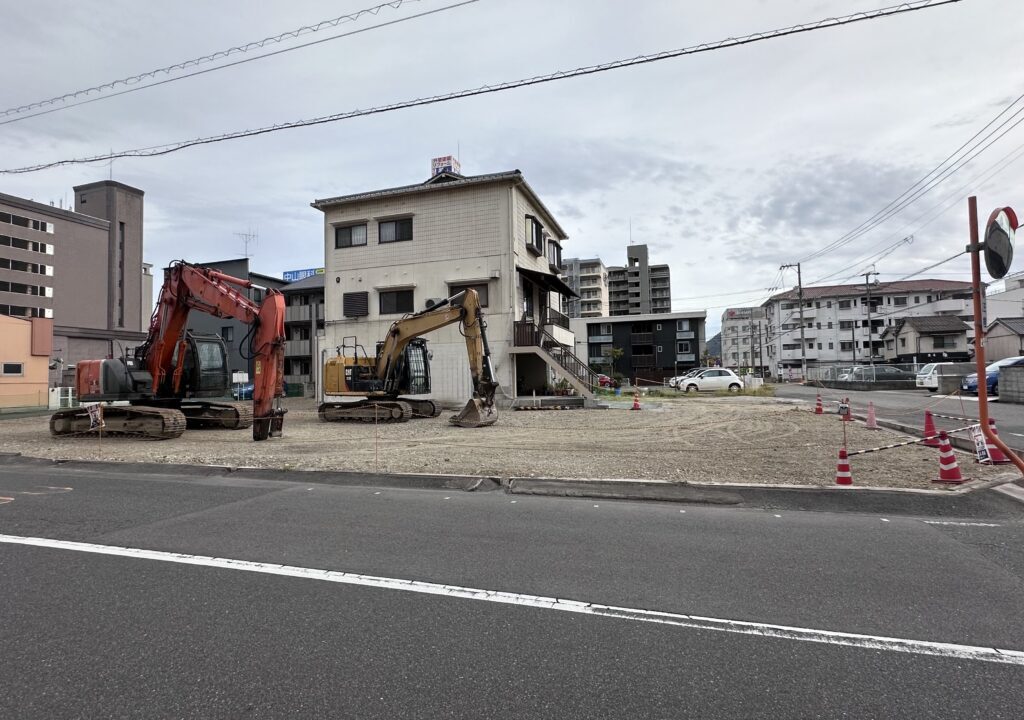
[0,454,501,493]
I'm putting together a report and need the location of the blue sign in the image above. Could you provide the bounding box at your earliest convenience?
[283,267,324,283]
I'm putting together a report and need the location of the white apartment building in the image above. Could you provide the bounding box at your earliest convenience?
[985,271,1024,321]
[560,257,608,318]
[311,167,594,407]
[720,307,769,374]
[763,279,978,375]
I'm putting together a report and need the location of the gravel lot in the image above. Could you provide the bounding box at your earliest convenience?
[0,395,1008,489]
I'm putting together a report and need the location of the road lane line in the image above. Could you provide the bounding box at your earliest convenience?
[922,520,1001,527]
[2,533,1022,666]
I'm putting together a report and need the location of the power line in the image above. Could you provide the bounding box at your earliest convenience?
[0,0,426,122]
[0,1,480,128]
[799,91,1024,263]
[0,0,963,174]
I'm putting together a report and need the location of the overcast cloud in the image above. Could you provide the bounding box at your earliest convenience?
[2,0,1022,335]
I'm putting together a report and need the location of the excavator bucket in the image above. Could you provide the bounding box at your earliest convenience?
[450,398,498,428]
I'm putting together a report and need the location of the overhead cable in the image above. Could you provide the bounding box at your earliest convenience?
[0,0,963,174]
[0,0,427,121]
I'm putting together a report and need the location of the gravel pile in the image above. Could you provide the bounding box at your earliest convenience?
[0,396,1007,488]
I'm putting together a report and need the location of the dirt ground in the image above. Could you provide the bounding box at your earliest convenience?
[0,396,1009,489]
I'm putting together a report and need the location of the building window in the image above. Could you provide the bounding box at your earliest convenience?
[914,296,921,304]
[827,322,833,329]
[839,320,854,330]
[840,341,853,351]
[599,323,612,335]
[828,342,834,349]
[448,283,489,308]
[379,218,413,244]
[838,300,851,309]
[676,319,690,331]
[525,216,544,255]
[677,341,690,353]
[546,239,561,268]
[379,289,414,315]
[933,335,955,349]
[221,326,235,342]
[900,337,907,347]
[893,297,908,306]
[657,345,663,353]
[817,343,823,350]
[342,291,369,317]
[1,362,24,376]
[335,223,367,248]
[827,301,832,308]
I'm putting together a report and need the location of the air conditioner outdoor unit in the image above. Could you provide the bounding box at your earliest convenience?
[425,298,445,309]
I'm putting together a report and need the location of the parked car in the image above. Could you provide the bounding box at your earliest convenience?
[597,374,615,388]
[961,356,1024,395]
[667,367,707,388]
[231,382,254,400]
[915,362,954,392]
[848,365,915,381]
[679,368,742,393]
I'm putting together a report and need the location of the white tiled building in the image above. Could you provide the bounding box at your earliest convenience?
[720,307,769,375]
[763,279,978,375]
[311,168,594,407]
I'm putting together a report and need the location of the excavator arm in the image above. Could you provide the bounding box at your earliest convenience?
[142,260,286,440]
[376,289,498,427]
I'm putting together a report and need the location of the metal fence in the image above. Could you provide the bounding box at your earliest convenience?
[805,363,925,382]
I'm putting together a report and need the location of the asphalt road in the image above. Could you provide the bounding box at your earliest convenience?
[2,460,1024,718]
[775,383,1024,442]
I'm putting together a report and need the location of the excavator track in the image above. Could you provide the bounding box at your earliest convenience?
[318,400,413,423]
[401,399,441,419]
[49,406,187,440]
[180,401,254,430]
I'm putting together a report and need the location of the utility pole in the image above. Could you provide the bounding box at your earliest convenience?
[862,269,880,371]
[780,263,806,380]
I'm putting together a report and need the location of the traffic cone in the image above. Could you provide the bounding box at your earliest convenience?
[866,401,879,430]
[814,395,823,415]
[841,398,853,422]
[835,447,852,485]
[923,410,941,448]
[983,418,1011,465]
[934,431,965,484]
[631,391,641,411]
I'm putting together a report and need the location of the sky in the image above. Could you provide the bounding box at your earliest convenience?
[2,0,1023,337]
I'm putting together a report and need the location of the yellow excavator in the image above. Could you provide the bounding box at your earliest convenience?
[319,288,498,428]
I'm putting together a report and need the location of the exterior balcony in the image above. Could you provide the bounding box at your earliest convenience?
[285,339,311,356]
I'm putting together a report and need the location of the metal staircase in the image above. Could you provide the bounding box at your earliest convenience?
[513,320,599,396]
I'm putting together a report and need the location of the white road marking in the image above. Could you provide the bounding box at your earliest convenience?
[1,533,1021,666]
[773,514,781,518]
[923,520,1001,527]
[881,518,890,522]
[509,500,517,504]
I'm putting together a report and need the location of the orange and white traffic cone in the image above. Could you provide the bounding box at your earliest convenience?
[865,401,879,430]
[815,395,823,415]
[934,431,965,484]
[631,391,641,411]
[835,447,853,485]
[983,418,1011,465]
[923,410,941,448]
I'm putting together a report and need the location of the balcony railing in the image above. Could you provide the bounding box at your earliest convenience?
[630,332,653,345]
[544,307,570,330]
[631,354,655,367]
[285,339,311,356]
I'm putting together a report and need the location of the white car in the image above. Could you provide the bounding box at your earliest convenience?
[915,362,953,392]
[667,367,706,388]
[679,368,743,393]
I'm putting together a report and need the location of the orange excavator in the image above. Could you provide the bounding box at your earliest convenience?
[49,260,287,441]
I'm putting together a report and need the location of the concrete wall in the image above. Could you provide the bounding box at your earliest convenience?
[999,366,1024,404]
[0,314,50,408]
[818,380,916,392]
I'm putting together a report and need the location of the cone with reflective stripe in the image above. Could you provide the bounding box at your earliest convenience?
[631,391,641,411]
[923,410,941,448]
[835,447,852,485]
[814,395,823,415]
[866,401,879,430]
[934,431,965,484]
[984,418,1011,465]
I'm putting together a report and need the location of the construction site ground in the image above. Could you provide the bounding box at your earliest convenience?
[0,395,1011,489]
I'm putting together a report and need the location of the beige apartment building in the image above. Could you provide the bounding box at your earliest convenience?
[1,181,151,401]
[312,167,596,406]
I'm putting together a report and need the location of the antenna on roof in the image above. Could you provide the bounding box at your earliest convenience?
[235,226,259,259]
